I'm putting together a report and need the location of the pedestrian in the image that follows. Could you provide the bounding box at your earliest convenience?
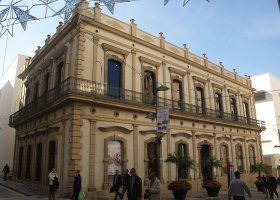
[72,170,81,200]
[48,168,58,200]
[144,172,161,200]
[261,175,268,198]
[127,168,142,200]
[267,174,279,199]
[228,171,251,200]
[121,169,130,200]
[113,169,122,200]
[277,175,280,186]
[2,163,9,181]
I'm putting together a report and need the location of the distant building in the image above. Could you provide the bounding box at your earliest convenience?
[9,2,265,197]
[0,54,29,172]
[252,73,280,175]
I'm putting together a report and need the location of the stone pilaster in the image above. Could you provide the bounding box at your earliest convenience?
[88,120,97,191]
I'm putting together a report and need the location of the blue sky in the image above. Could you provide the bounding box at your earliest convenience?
[0,0,280,79]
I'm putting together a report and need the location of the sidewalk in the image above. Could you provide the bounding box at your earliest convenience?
[0,178,276,199]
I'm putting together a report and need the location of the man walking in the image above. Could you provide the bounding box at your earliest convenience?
[2,164,9,181]
[127,168,142,200]
[267,174,279,199]
[145,172,161,200]
[228,171,251,200]
[113,170,122,200]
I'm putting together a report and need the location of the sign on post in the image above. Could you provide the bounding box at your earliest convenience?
[157,107,169,133]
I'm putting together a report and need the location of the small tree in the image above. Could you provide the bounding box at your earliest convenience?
[201,156,222,180]
[250,162,268,178]
[165,152,196,181]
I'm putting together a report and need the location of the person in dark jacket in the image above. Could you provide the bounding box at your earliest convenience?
[113,170,122,200]
[267,174,279,199]
[127,168,142,200]
[121,169,130,200]
[2,164,9,181]
[261,175,268,198]
[72,170,81,200]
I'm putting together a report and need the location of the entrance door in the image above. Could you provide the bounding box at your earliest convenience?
[200,144,212,184]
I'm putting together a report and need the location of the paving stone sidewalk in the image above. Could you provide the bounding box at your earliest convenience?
[0,178,277,199]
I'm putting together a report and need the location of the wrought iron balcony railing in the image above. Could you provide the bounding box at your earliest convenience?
[9,76,266,129]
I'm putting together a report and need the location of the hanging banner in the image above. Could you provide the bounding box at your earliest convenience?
[157,107,169,133]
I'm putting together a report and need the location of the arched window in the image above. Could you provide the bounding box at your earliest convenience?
[26,145,32,179]
[107,140,123,182]
[147,141,157,176]
[35,143,42,181]
[43,73,50,102]
[48,141,56,173]
[33,82,39,106]
[249,146,256,171]
[172,80,183,110]
[236,145,244,172]
[18,146,24,178]
[195,87,205,114]
[56,62,64,95]
[243,102,250,123]
[177,143,189,178]
[230,97,238,120]
[107,59,122,98]
[220,145,228,174]
[144,71,156,104]
[25,88,31,105]
[214,93,223,117]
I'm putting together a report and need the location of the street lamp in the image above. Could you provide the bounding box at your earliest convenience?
[274,145,280,148]
[146,84,169,180]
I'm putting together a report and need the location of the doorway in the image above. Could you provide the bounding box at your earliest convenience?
[200,144,212,184]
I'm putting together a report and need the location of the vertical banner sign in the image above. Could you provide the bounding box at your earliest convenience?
[157,107,169,133]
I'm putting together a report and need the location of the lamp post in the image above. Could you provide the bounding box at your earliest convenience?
[146,85,169,180]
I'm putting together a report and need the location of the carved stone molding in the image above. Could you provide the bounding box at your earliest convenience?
[233,137,244,142]
[192,76,207,84]
[171,132,192,138]
[139,130,156,135]
[246,138,256,142]
[99,126,132,134]
[195,134,214,139]
[102,43,130,58]
[139,56,161,67]
[168,67,187,76]
[212,83,224,90]
[217,136,230,141]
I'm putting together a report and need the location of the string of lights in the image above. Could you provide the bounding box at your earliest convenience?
[0,0,210,38]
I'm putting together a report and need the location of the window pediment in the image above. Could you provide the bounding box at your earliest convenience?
[102,43,130,59]
[139,56,161,67]
[171,132,192,138]
[192,76,207,84]
[99,126,132,134]
[168,67,187,77]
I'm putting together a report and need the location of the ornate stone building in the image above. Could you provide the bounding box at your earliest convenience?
[9,2,265,197]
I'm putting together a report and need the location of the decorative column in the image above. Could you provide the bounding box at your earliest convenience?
[230,135,236,169]
[192,131,198,179]
[92,37,99,82]
[243,137,249,173]
[131,49,136,100]
[187,71,191,104]
[167,129,171,183]
[133,124,139,170]
[89,120,97,191]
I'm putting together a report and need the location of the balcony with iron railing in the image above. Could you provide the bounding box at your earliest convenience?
[9,76,266,130]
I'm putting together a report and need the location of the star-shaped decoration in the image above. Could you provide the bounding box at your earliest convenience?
[53,0,81,21]
[30,0,59,18]
[100,0,115,14]
[0,0,38,37]
[164,0,210,7]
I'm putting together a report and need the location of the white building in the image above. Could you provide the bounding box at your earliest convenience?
[0,54,28,172]
[252,73,280,175]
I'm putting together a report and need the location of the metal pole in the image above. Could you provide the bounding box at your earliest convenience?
[156,91,160,180]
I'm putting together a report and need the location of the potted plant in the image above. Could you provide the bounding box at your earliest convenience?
[201,156,222,197]
[166,152,196,200]
[250,162,268,192]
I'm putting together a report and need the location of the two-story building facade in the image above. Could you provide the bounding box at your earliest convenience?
[9,2,265,197]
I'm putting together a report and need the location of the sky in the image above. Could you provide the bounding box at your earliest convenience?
[0,0,280,80]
